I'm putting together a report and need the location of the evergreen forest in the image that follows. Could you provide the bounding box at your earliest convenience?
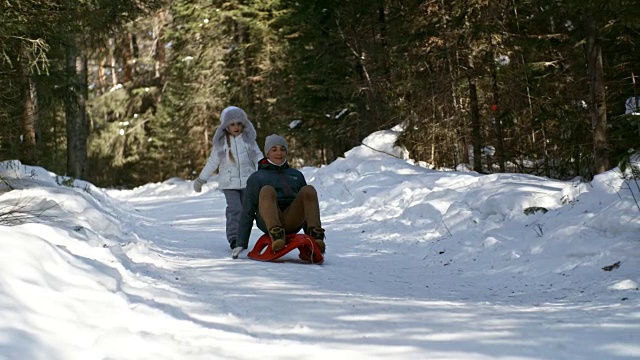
[1,0,639,188]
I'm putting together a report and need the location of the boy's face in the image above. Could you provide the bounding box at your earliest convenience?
[267,145,287,165]
[226,122,244,136]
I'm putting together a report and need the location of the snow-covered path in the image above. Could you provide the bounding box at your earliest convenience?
[104,185,638,360]
[1,130,639,359]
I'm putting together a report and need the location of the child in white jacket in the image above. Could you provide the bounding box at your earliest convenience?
[193,106,263,251]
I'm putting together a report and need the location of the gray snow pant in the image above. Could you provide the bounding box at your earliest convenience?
[222,189,245,249]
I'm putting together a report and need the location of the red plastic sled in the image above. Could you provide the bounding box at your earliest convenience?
[248,233,324,264]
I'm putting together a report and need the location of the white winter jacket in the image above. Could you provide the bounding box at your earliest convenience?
[197,106,263,190]
[199,135,263,189]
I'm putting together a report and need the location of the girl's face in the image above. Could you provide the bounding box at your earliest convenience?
[267,145,287,165]
[226,122,244,136]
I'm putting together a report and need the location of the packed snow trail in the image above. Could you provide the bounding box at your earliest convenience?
[1,131,638,359]
[102,179,638,360]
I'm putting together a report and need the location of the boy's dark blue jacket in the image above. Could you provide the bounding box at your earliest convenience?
[236,158,307,248]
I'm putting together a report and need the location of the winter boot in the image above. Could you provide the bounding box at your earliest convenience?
[269,226,286,252]
[298,246,313,263]
[308,227,326,253]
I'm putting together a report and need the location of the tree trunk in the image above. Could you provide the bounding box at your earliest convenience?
[18,45,38,165]
[64,44,89,179]
[490,48,505,172]
[153,10,166,79]
[121,32,134,83]
[377,0,390,77]
[586,14,609,174]
[109,37,118,87]
[469,75,482,173]
[98,55,107,95]
[239,23,254,109]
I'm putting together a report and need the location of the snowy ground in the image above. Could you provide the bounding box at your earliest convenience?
[1,129,639,360]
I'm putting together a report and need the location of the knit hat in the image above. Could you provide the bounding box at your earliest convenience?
[264,134,289,155]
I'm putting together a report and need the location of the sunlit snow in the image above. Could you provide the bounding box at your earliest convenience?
[0,130,638,359]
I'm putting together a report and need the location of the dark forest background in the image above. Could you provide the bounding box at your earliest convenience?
[1,0,639,188]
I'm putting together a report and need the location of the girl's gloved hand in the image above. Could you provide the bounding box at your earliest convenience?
[193,178,207,193]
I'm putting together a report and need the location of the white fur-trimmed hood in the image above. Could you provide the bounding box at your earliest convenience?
[212,106,259,160]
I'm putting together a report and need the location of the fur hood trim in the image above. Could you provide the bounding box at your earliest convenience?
[212,106,258,159]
